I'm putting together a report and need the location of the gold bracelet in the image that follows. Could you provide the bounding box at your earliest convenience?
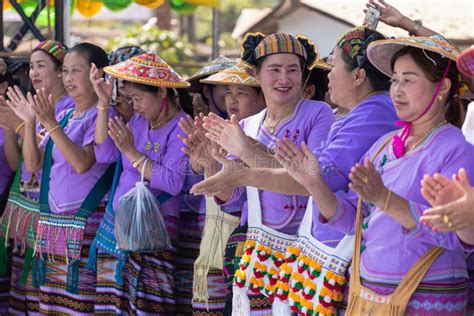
[97,103,110,110]
[382,189,392,211]
[14,122,25,134]
[48,125,61,135]
[132,155,147,169]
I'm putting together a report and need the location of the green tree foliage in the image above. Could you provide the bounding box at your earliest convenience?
[107,25,196,75]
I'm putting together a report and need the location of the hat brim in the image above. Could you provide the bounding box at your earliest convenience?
[104,66,190,89]
[367,38,458,77]
[199,70,260,87]
[309,61,332,71]
[186,71,221,92]
[199,78,260,87]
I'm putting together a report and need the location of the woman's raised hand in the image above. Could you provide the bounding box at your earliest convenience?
[203,113,250,158]
[5,86,35,123]
[275,138,321,189]
[90,63,115,106]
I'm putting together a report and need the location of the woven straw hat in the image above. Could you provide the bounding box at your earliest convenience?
[367,35,460,77]
[200,61,260,87]
[104,51,190,88]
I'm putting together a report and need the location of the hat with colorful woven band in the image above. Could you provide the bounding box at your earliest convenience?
[187,55,236,92]
[199,61,260,87]
[457,46,474,78]
[367,35,460,77]
[103,51,190,88]
[188,55,236,82]
[108,46,145,65]
[336,26,369,60]
[240,32,329,71]
[33,40,68,64]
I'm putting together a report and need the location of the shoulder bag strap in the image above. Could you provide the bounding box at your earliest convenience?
[39,109,74,213]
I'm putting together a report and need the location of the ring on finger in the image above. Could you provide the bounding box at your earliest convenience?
[443,214,451,224]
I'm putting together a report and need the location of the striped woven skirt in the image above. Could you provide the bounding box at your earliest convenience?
[192,267,227,316]
[0,193,39,314]
[337,276,469,316]
[8,251,41,315]
[0,247,11,315]
[37,206,105,315]
[467,266,474,316]
[175,210,201,315]
[126,250,177,315]
[94,249,178,315]
[94,252,129,315]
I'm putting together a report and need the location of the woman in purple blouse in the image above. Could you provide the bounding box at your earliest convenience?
[9,43,113,315]
[279,36,472,315]
[0,40,75,315]
[91,51,189,315]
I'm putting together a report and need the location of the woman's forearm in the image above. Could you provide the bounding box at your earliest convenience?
[237,141,280,169]
[3,129,20,171]
[399,16,438,37]
[247,168,309,195]
[374,190,417,230]
[95,105,110,145]
[307,176,338,220]
[23,121,42,172]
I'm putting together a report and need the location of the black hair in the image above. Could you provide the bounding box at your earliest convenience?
[68,42,109,68]
[0,73,13,85]
[177,88,193,116]
[303,67,329,101]
[339,29,391,91]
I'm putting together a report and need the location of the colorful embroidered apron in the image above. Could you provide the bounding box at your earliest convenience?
[272,199,353,315]
[232,186,297,315]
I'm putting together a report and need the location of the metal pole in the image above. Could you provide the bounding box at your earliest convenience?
[9,0,45,41]
[64,0,70,47]
[7,0,45,51]
[54,0,64,43]
[0,0,4,51]
[211,7,219,59]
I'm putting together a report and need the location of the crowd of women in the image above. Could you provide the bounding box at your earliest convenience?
[0,0,473,315]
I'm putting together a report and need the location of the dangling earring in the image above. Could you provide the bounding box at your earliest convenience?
[438,95,443,102]
[57,74,62,78]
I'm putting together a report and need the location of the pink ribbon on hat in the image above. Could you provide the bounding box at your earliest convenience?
[392,60,452,158]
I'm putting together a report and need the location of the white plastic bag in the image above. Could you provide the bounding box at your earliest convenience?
[115,159,171,252]
[462,102,474,145]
